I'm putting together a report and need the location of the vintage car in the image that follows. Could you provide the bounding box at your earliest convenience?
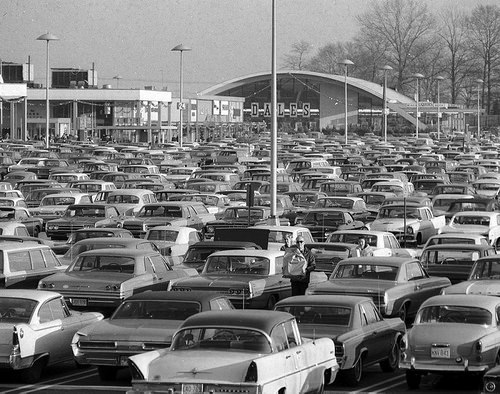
[313,196,371,222]
[0,206,44,238]
[0,221,30,237]
[105,188,157,216]
[120,202,214,237]
[442,255,500,296]
[297,208,366,242]
[400,294,500,389]
[0,243,67,289]
[442,211,500,245]
[370,204,446,246]
[171,249,289,309]
[203,206,285,240]
[181,240,262,272]
[29,192,93,223]
[419,243,495,284]
[50,227,134,255]
[127,310,338,393]
[0,289,103,382]
[307,257,451,323]
[46,204,122,240]
[423,233,489,249]
[38,248,197,315]
[144,225,201,256]
[431,194,475,218]
[59,237,161,266]
[71,291,233,381]
[275,295,406,385]
[306,242,360,274]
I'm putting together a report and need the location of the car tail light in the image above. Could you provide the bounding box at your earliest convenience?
[476,340,483,353]
[244,361,258,382]
[334,342,345,358]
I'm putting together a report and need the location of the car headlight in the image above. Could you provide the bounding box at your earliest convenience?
[400,333,408,352]
[47,225,58,230]
[171,287,192,292]
[406,226,414,234]
[206,226,214,233]
[105,284,120,291]
[55,211,64,216]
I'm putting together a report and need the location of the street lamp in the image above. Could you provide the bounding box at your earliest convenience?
[37,32,59,149]
[435,76,444,141]
[339,59,354,145]
[171,44,191,148]
[476,78,484,139]
[113,75,122,89]
[381,65,393,143]
[413,73,424,139]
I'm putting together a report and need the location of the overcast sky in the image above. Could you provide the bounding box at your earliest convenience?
[0,0,496,95]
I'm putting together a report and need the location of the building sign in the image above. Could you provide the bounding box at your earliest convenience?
[251,102,311,117]
[213,100,220,115]
[221,101,229,116]
[190,99,197,122]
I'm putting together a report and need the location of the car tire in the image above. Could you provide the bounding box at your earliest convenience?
[344,355,363,386]
[20,358,45,383]
[380,340,400,372]
[399,303,408,324]
[406,370,421,389]
[98,366,118,381]
[33,226,40,238]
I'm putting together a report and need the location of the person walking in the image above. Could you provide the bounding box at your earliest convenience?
[290,235,316,296]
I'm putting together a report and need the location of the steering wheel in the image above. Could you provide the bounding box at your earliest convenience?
[101,263,122,272]
[2,309,17,318]
[212,330,237,341]
[441,257,457,265]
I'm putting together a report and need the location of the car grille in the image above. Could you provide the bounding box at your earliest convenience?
[122,223,144,233]
[79,341,169,351]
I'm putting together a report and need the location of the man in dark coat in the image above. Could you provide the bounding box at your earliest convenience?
[290,235,316,296]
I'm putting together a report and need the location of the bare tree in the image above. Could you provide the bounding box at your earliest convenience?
[466,5,500,114]
[307,42,348,75]
[356,0,436,94]
[437,9,476,104]
[282,41,313,70]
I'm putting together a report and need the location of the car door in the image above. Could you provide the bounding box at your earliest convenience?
[405,261,438,317]
[359,302,388,364]
[270,322,302,390]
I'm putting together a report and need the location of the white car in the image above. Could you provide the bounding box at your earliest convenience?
[144,225,202,256]
[442,211,500,245]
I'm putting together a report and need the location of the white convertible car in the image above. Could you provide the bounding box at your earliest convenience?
[127,310,339,394]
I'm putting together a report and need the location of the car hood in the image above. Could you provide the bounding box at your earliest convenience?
[145,350,261,382]
[173,275,263,288]
[41,271,133,286]
[80,319,181,342]
[309,279,395,294]
[443,280,500,296]
[48,217,104,225]
[409,323,493,346]
[371,219,418,231]
[443,224,490,235]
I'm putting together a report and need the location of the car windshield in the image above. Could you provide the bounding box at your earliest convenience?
[42,197,75,206]
[171,327,272,353]
[469,260,500,280]
[71,255,135,274]
[453,216,491,226]
[205,256,270,275]
[276,305,351,326]
[0,297,37,323]
[137,206,182,218]
[112,300,200,320]
[432,198,456,210]
[147,230,179,242]
[303,212,343,226]
[378,207,419,219]
[63,243,127,259]
[476,183,500,191]
[421,250,480,265]
[184,248,220,263]
[65,207,105,217]
[316,198,354,209]
[223,208,264,219]
[332,263,398,280]
[107,195,140,204]
[417,305,492,325]
[328,233,378,247]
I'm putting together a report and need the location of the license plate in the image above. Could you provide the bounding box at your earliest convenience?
[71,298,87,307]
[119,356,128,366]
[182,383,203,393]
[431,347,450,358]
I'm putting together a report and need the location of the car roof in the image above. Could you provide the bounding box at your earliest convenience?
[421,294,500,309]
[423,244,493,251]
[338,256,415,266]
[126,290,229,302]
[0,289,61,302]
[180,310,294,333]
[208,249,283,258]
[189,241,261,248]
[0,242,50,251]
[78,248,158,257]
[276,294,371,307]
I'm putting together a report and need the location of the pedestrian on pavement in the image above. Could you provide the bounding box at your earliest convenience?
[290,235,316,296]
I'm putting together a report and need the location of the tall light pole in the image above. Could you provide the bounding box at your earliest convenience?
[381,65,393,143]
[113,75,122,88]
[435,76,444,141]
[37,32,59,149]
[477,78,484,139]
[413,73,424,139]
[339,59,354,145]
[171,44,191,148]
